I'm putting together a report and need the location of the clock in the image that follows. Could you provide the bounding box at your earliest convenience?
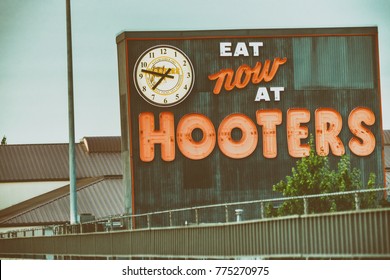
[133,45,195,107]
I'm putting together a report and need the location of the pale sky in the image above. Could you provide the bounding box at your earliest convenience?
[1,0,389,144]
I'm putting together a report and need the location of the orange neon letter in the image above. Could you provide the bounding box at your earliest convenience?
[287,108,310,158]
[218,113,258,159]
[234,64,252,89]
[176,113,216,160]
[348,107,376,156]
[315,108,345,156]
[256,109,282,158]
[139,112,175,162]
[207,69,235,94]
[251,58,288,83]
[208,58,287,94]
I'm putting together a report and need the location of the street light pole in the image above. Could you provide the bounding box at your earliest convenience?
[66,0,78,224]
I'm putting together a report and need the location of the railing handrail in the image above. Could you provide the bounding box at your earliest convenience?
[97,186,390,221]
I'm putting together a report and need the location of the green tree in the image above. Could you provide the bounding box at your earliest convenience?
[273,136,378,216]
[1,135,6,145]
[273,136,332,215]
[326,154,361,211]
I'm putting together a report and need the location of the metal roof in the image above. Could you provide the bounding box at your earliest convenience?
[0,137,124,226]
[384,130,390,146]
[384,131,390,172]
[0,176,124,226]
[82,136,121,153]
[0,137,122,182]
[385,146,390,169]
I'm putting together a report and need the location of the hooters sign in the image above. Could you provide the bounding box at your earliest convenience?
[116,27,384,216]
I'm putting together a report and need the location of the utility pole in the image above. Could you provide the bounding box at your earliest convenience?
[66,0,78,224]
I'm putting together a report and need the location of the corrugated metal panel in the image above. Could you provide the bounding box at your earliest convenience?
[76,150,122,178]
[0,144,68,181]
[77,178,124,218]
[384,130,390,145]
[385,146,390,168]
[0,140,122,182]
[293,36,374,89]
[2,178,123,225]
[82,137,121,153]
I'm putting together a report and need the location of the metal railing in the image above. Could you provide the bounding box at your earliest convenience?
[1,208,390,259]
[1,187,389,239]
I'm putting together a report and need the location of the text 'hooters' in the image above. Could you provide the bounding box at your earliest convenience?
[138,107,375,162]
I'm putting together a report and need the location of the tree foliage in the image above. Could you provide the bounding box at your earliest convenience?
[272,136,378,216]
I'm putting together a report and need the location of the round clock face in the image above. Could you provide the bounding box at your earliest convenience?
[133,45,195,107]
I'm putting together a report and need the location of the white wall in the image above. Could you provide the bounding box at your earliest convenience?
[0,181,69,210]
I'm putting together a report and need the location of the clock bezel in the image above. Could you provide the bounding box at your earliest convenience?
[133,45,195,108]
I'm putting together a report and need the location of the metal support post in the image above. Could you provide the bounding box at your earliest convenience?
[225,205,229,222]
[354,193,361,211]
[147,214,151,228]
[195,208,199,224]
[260,202,265,219]
[66,0,78,225]
[303,198,309,215]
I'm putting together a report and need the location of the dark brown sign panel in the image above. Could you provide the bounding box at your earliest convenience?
[116,27,384,221]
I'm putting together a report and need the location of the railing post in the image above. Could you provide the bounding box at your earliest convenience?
[260,202,265,219]
[354,192,361,211]
[169,211,173,227]
[225,205,229,223]
[147,214,151,228]
[131,216,134,230]
[303,198,308,215]
[195,208,199,225]
[108,218,113,232]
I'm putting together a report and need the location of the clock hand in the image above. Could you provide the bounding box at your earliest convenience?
[141,69,174,79]
[152,68,172,90]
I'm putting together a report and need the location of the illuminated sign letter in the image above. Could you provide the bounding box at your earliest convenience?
[348,107,376,156]
[256,109,282,158]
[251,58,287,83]
[218,113,258,159]
[177,113,216,160]
[287,109,310,158]
[139,112,175,162]
[315,108,345,156]
[208,58,287,94]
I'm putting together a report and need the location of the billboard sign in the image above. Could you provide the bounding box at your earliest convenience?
[116,27,384,217]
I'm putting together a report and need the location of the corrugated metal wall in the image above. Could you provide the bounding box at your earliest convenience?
[117,28,383,217]
[1,208,389,258]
